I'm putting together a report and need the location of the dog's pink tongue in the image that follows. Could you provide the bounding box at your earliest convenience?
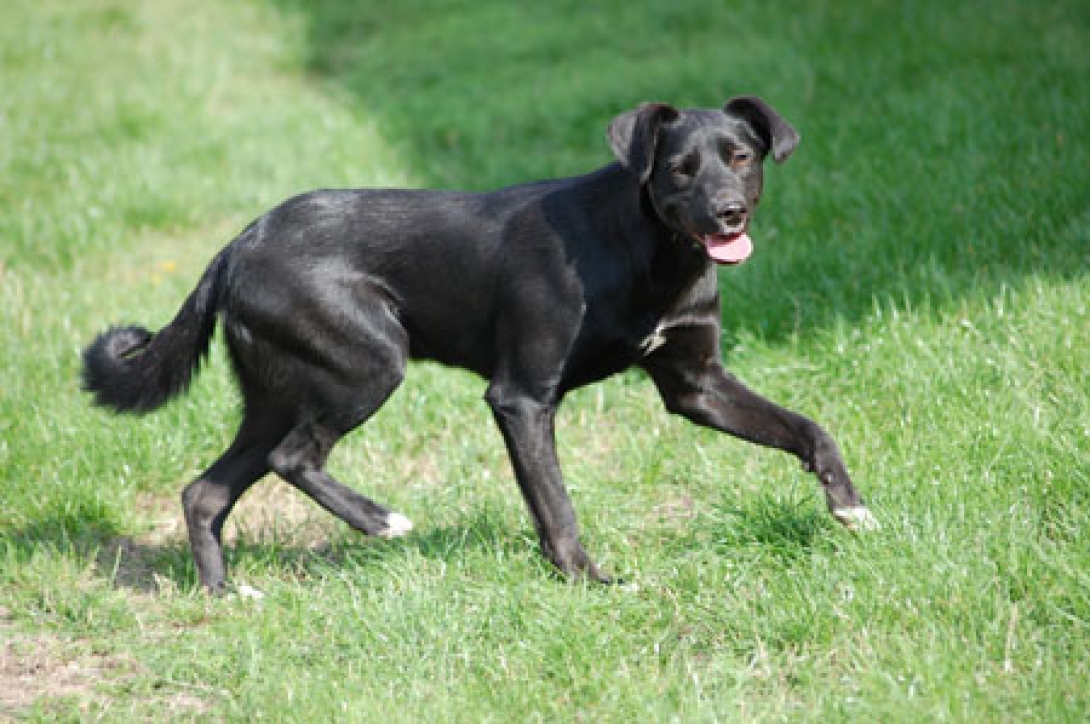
[702,233,753,265]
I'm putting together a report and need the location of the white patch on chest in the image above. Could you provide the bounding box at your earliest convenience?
[639,327,668,355]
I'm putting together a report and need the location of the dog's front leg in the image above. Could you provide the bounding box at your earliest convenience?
[485,384,611,582]
[643,327,877,530]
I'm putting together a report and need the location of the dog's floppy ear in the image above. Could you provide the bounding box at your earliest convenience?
[608,103,680,184]
[724,96,800,164]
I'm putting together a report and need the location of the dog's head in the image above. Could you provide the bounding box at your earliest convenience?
[608,96,799,265]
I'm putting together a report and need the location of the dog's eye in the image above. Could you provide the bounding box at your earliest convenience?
[730,150,753,168]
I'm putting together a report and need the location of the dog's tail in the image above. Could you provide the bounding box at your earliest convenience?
[81,250,229,414]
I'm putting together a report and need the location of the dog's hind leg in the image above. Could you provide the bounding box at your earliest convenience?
[182,404,291,593]
[268,414,412,539]
[259,290,414,541]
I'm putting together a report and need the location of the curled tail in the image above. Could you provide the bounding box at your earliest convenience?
[82,251,229,413]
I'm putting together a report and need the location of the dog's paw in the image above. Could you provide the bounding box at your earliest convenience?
[832,506,880,532]
[377,511,414,539]
[215,582,266,600]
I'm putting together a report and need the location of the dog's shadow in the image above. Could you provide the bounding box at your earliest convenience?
[663,493,833,564]
[105,500,830,593]
[88,508,537,595]
[7,496,831,595]
[2,514,188,596]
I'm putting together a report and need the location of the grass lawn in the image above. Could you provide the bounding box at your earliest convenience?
[2,0,1088,719]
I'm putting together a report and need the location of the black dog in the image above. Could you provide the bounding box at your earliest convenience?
[83,96,876,592]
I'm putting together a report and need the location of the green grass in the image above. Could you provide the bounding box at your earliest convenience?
[1,0,1088,719]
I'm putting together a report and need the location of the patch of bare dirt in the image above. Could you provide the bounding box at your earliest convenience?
[0,612,108,715]
[653,493,697,525]
[131,475,340,549]
[224,476,341,549]
[98,476,343,592]
[0,608,214,718]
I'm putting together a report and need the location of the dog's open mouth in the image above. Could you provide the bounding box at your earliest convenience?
[700,232,753,265]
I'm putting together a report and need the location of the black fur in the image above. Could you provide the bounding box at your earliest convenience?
[82,252,226,413]
[82,97,870,592]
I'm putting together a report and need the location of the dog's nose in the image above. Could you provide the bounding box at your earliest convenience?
[715,202,747,227]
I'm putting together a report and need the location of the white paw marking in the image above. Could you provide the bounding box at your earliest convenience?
[379,512,414,539]
[236,583,265,600]
[833,506,880,532]
[639,328,667,355]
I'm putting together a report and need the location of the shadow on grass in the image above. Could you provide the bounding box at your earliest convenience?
[6,495,838,592]
[78,508,538,593]
[710,496,829,558]
[95,537,196,593]
[2,514,195,594]
[656,492,833,564]
[269,0,1087,343]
